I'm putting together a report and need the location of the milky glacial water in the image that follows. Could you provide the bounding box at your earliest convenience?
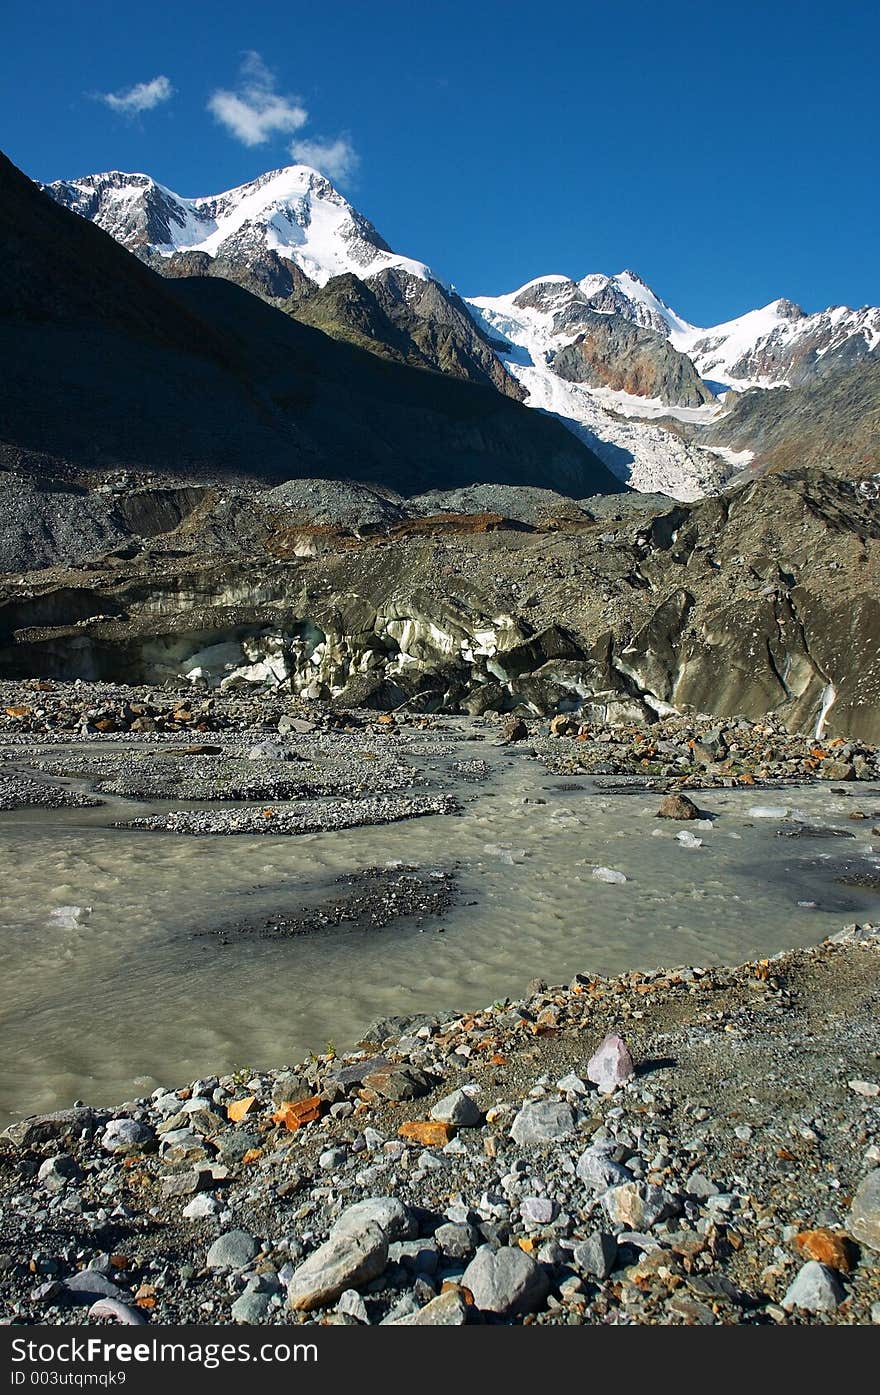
[2,747,880,1122]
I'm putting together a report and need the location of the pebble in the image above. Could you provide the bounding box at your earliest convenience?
[572,1232,618,1280]
[182,1194,222,1220]
[231,1289,273,1323]
[602,1182,679,1230]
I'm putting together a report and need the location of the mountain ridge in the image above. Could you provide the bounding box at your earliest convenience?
[1,150,619,496]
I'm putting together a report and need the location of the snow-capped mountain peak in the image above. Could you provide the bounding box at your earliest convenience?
[45,164,438,289]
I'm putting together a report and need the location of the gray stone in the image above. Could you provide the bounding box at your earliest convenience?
[782,1261,846,1313]
[434,1221,480,1259]
[278,716,317,735]
[1,1107,105,1149]
[380,1291,421,1324]
[521,1196,555,1225]
[336,1289,369,1323]
[102,1118,154,1154]
[430,1089,483,1127]
[572,1232,618,1280]
[388,1238,438,1274]
[509,1100,577,1146]
[87,1298,147,1325]
[330,1196,414,1242]
[328,1054,391,1088]
[65,1271,123,1301]
[602,1182,679,1230]
[387,1289,469,1325]
[849,1169,880,1250]
[686,1171,720,1199]
[206,1229,259,1270]
[461,1244,549,1315]
[271,1072,313,1106]
[37,1155,78,1193]
[288,1224,388,1311]
[231,1289,272,1323]
[247,742,288,761]
[362,1065,433,1101]
[576,1144,634,1191]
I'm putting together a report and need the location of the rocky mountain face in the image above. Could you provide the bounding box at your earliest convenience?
[1,150,618,497]
[551,313,714,407]
[698,355,880,476]
[43,162,880,501]
[681,299,880,388]
[43,166,523,399]
[2,468,878,742]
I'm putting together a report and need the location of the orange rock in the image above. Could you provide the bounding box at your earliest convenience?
[489,1054,507,1066]
[517,1237,537,1253]
[227,1095,257,1123]
[794,1228,857,1273]
[272,1096,323,1131]
[5,706,29,718]
[241,1148,263,1165]
[398,1120,454,1146]
[441,1280,474,1304]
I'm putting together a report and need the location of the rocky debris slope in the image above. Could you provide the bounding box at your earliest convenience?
[2,927,879,1326]
[694,356,880,476]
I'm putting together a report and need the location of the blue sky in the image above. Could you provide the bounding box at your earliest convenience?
[2,0,877,325]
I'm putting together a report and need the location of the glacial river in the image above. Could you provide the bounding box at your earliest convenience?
[2,739,879,1122]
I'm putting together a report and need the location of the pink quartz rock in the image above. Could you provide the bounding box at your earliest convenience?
[586,1034,635,1094]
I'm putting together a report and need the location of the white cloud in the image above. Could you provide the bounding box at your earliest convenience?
[290,136,359,182]
[207,51,308,146]
[100,75,174,116]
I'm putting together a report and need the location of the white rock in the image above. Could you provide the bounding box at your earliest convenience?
[676,830,703,848]
[782,1261,845,1313]
[182,1194,222,1220]
[592,866,627,884]
[587,1034,635,1094]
